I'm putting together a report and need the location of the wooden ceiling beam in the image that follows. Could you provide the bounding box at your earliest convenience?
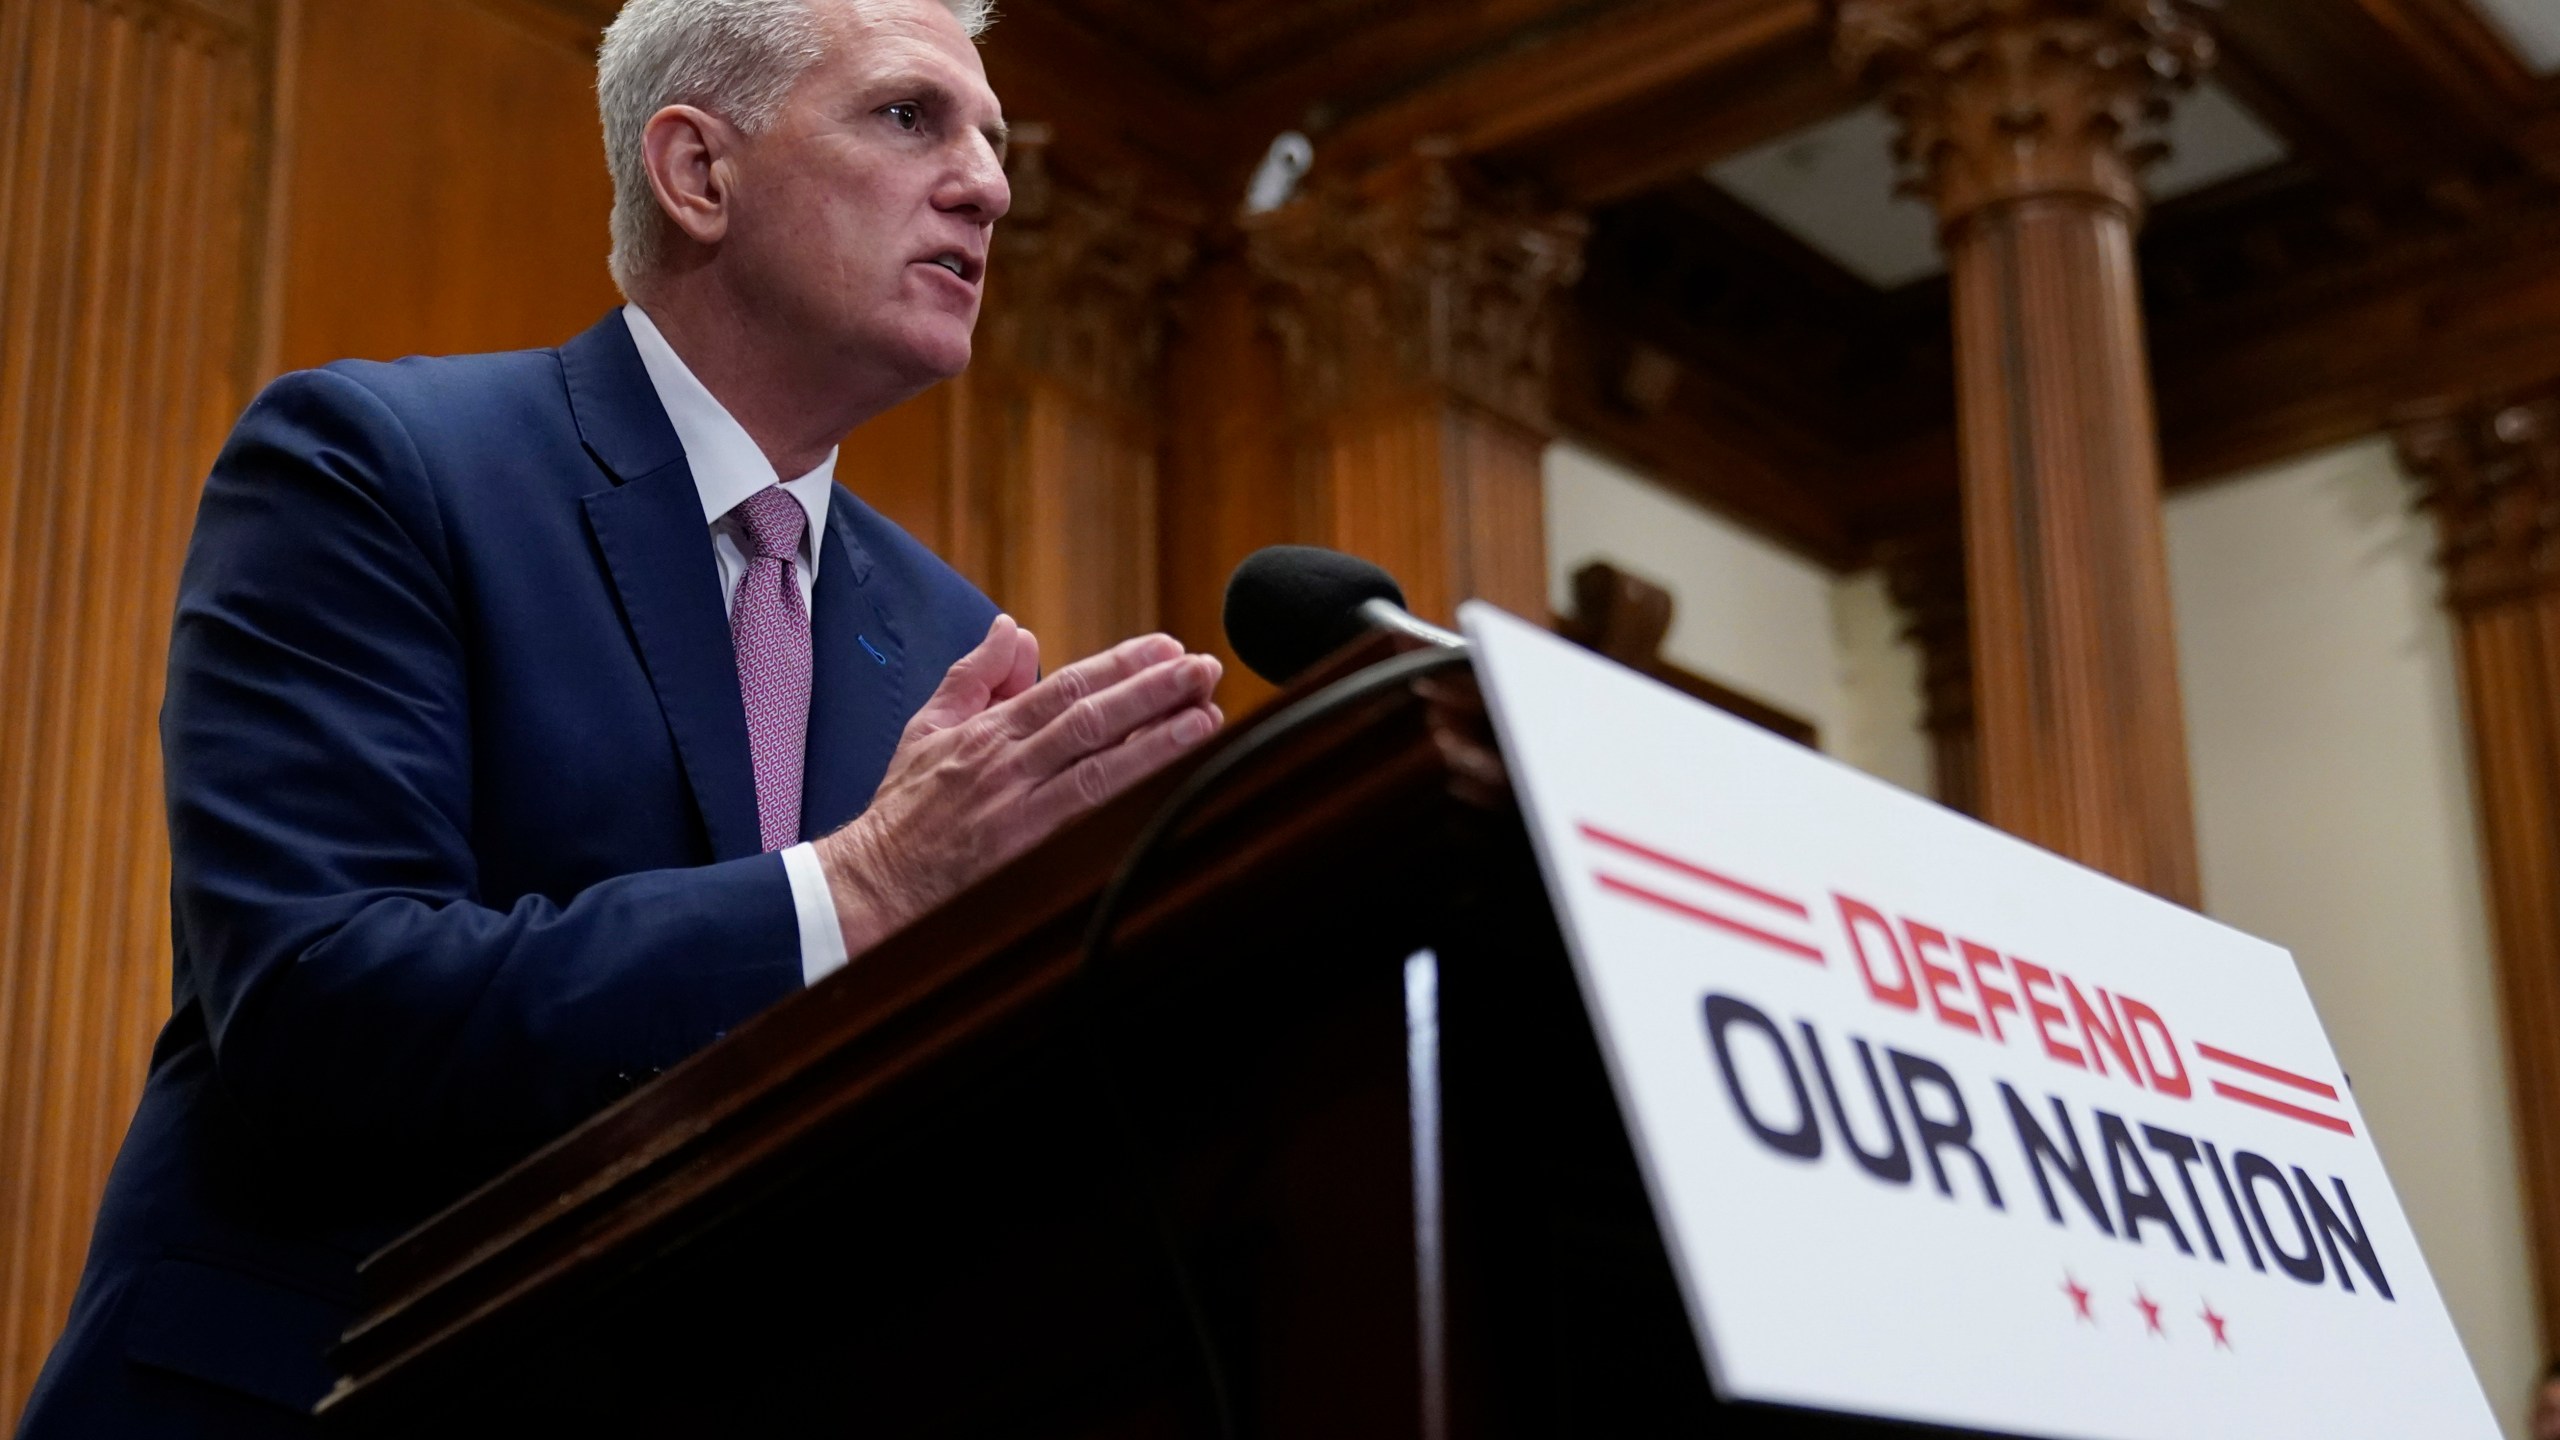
[975,5,1225,202]
[1309,0,1834,192]
[1199,0,1637,169]
[2354,0,2560,180]
[2211,0,2551,184]
[2351,0,2555,123]
[1501,30,1855,206]
[991,0,1860,206]
[2153,201,2560,485]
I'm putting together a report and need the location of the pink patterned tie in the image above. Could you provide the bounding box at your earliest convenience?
[731,486,811,852]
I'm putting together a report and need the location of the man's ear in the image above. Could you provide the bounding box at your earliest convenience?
[640,104,734,248]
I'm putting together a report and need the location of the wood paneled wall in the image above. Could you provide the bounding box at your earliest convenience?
[847,370,1167,669]
[0,0,277,1423]
[275,0,620,367]
[979,372,1160,662]
[1158,253,1298,712]
[0,0,625,1425]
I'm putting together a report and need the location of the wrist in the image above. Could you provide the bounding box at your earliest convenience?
[815,818,910,958]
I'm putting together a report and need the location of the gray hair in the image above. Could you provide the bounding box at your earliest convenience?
[598,0,995,292]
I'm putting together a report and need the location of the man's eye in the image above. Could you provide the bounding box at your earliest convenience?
[885,102,921,131]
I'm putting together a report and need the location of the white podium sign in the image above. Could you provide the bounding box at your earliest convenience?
[1462,602,2498,1440]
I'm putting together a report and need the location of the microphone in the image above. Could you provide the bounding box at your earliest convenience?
[1220,545,1464,684]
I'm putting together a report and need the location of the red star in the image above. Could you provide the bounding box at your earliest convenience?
[2200,1301,2231,1350]
[2133,1289,2166,1337]
[2061,1274,2095,1323]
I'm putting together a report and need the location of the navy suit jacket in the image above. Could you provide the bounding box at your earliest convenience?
[15,312,997,1437]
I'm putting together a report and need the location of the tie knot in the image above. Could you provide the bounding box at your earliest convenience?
[735,486,805,563]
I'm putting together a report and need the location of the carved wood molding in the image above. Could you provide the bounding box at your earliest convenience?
[2398,386,2560,614]
[981,127,1203,415]
[1833,0,2214,227]
[1244,152,1588,430]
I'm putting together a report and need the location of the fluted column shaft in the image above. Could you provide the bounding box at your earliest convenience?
[2399,389,2560,1350]
[1840,0,2209,903]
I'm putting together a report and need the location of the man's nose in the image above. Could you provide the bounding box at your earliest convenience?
[947,144,1010,223]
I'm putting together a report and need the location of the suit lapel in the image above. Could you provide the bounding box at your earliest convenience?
[563,314,764,863]
[800,499,908,839]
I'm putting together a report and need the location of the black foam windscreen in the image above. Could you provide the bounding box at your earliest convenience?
[1221,545,1408,685]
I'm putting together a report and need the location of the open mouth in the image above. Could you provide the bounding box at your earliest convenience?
[922,252,973,282]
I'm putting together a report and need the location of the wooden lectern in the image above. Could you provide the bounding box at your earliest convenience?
[316,636,1867,1439]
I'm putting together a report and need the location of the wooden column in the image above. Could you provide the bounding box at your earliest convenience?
[0,0,280,1426]
[2396,386,2560,1351]
[1838,0,2208,904]
[1244,155,1587,628]
[1157,247,1299,708]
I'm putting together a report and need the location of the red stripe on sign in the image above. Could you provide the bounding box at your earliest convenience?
[2195,1043,2340,1100]
[1577,822,1810,919]
[2211,1080,2355,1136]
[1595,872,1826,964]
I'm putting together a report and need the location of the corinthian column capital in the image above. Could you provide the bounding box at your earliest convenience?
[981,127,1201,412]
[1833,0,2214,228]
[2398,386,2560,613]
[1245,152,1588,431]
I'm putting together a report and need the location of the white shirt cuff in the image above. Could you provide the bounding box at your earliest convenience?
[779,842,850,986]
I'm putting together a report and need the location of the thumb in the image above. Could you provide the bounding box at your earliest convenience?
[906,615,1019,738]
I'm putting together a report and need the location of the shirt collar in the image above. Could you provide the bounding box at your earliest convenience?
[622,303,834,559]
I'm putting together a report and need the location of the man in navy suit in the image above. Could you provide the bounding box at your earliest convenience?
[15,0,1223,1433]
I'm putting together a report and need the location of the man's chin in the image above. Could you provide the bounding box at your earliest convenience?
[922,334,974,381]
[856,332,974,411]
[805,312,977,419]
[877,314,975,382]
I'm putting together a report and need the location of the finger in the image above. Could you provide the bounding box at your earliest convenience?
[1012,653,1218,780]
[1025,701,1221,828]
[987,631,1183,742]
[989,626,1040,704]
[1112,700,1224,752]
[907,615,1019,738]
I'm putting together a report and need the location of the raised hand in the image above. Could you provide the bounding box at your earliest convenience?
[814,615,1223,956]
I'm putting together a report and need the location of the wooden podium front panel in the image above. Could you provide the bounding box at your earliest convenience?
[417,914,1429,1436]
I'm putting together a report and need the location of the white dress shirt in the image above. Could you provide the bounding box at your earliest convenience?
[623,303,852,986]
